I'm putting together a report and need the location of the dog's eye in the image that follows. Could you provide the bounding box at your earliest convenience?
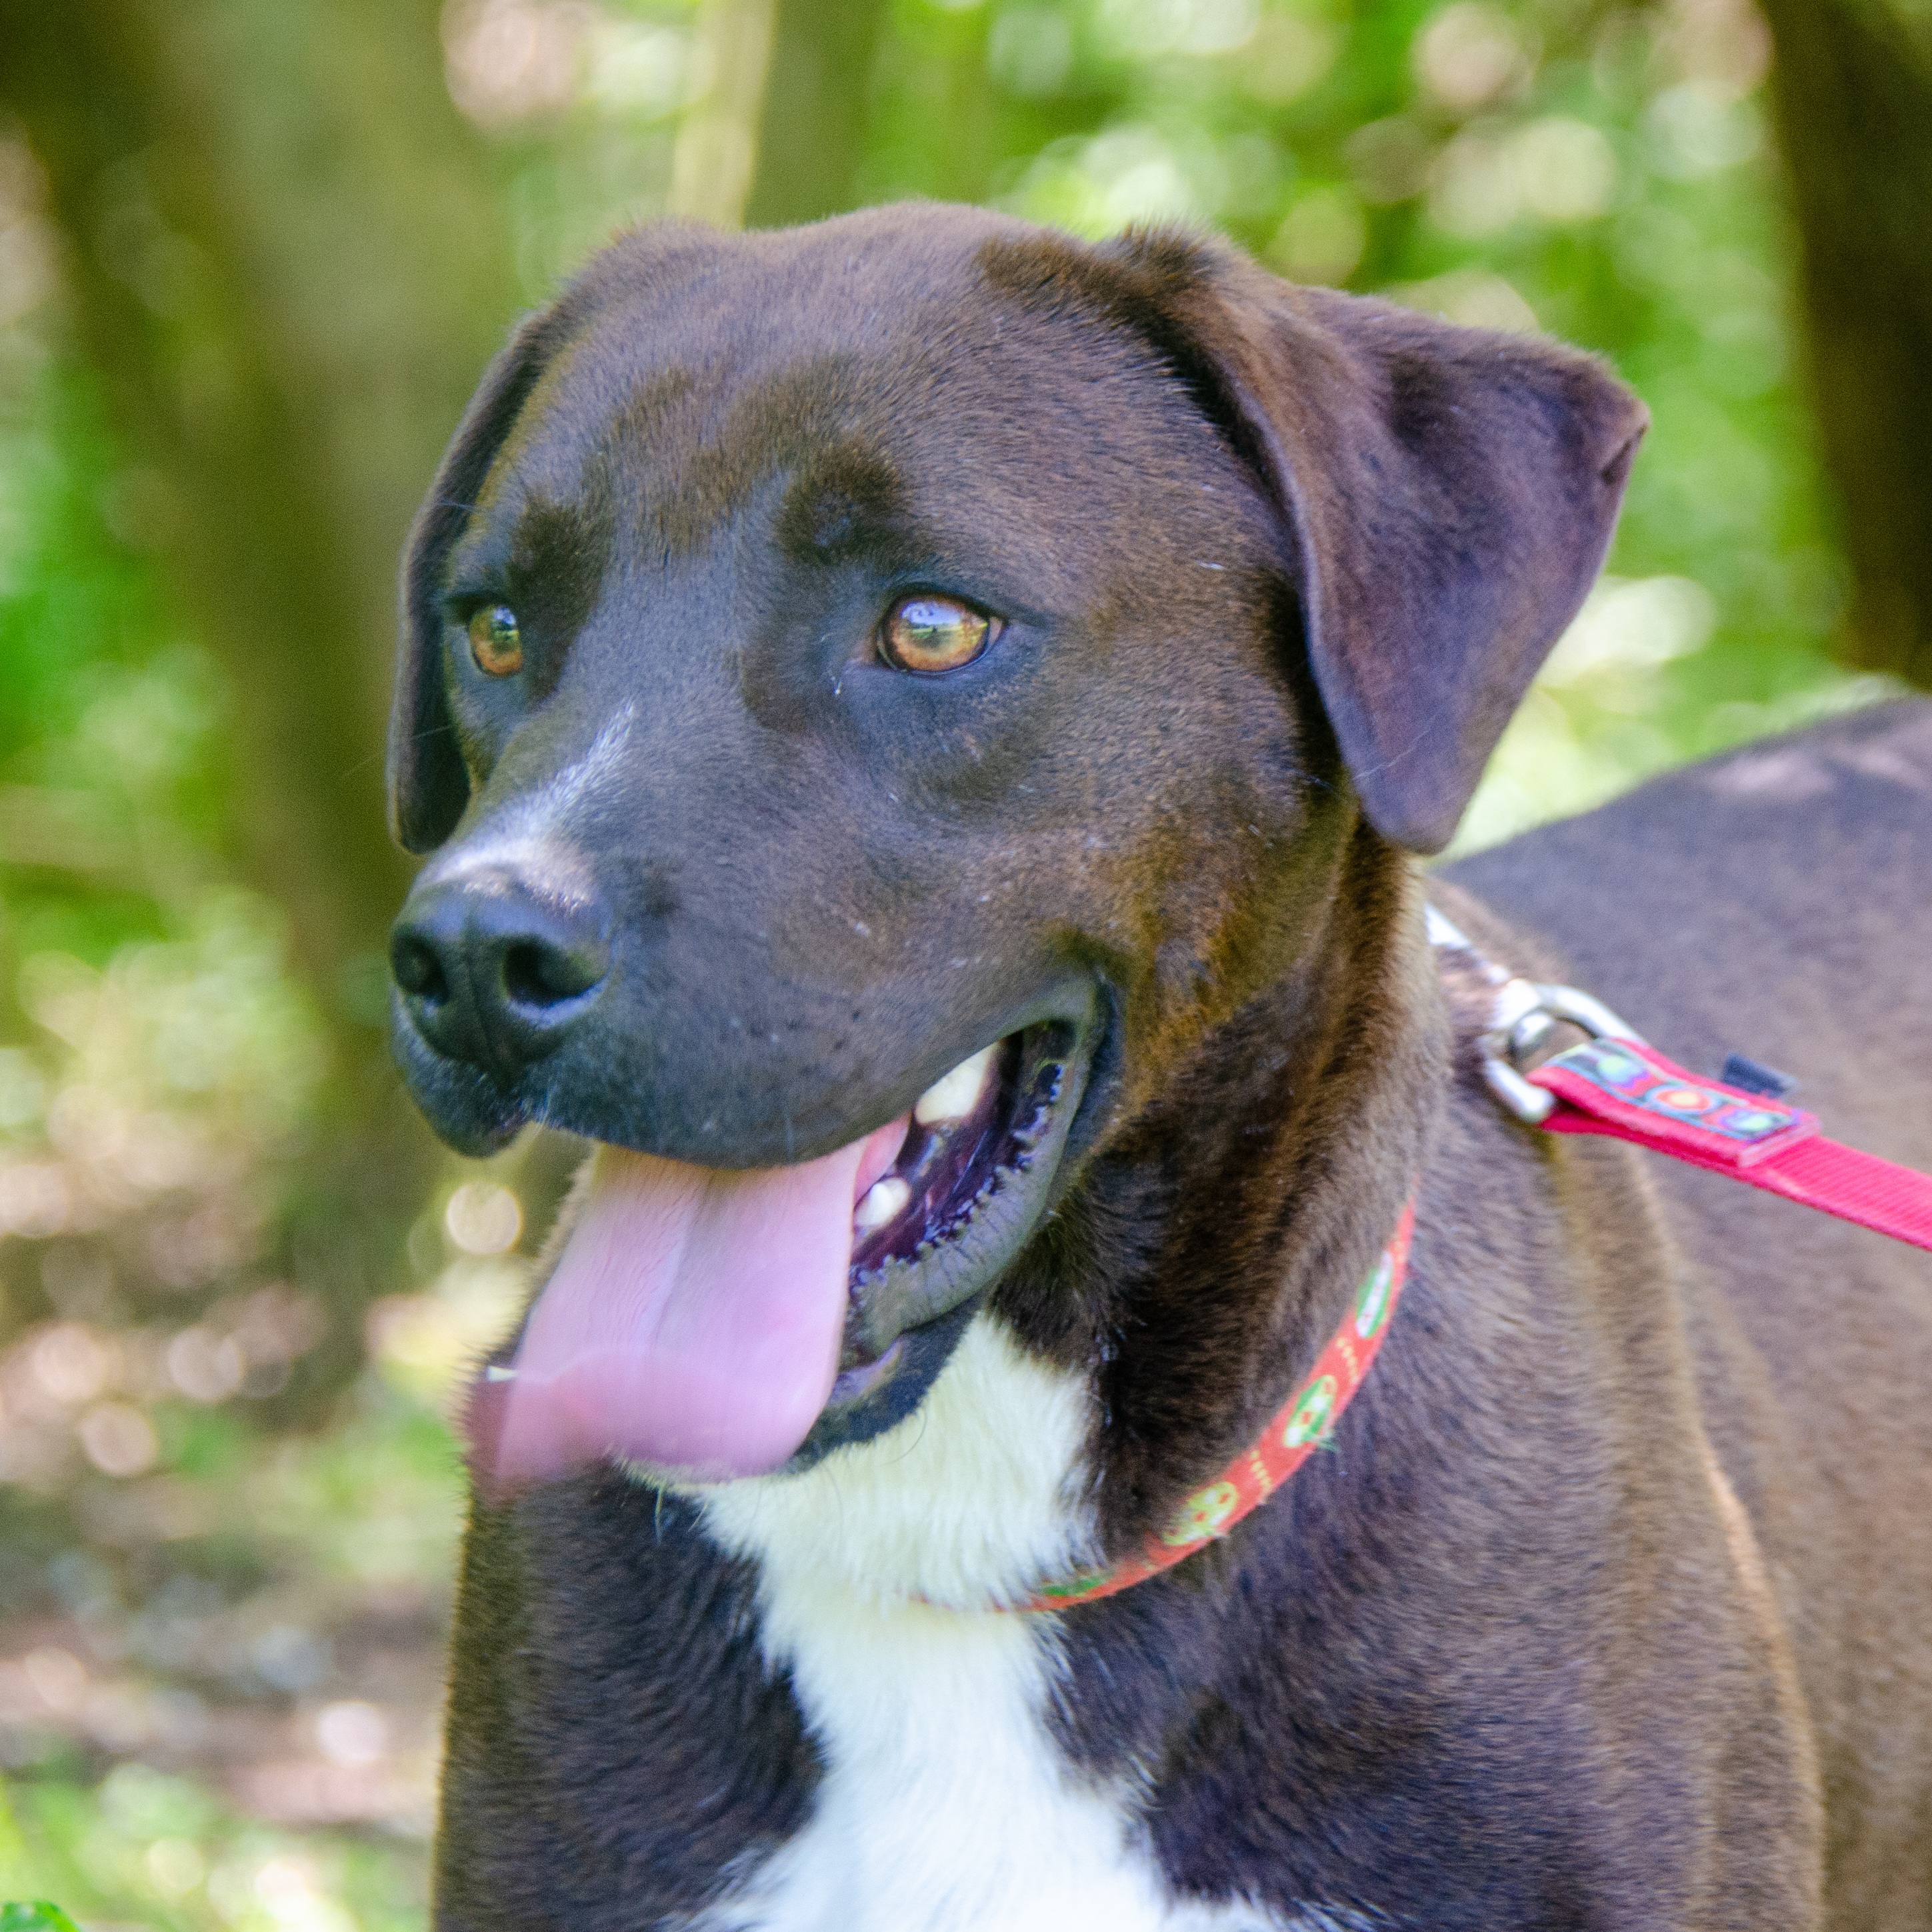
[468,604,523,677]
[879,595,995,675]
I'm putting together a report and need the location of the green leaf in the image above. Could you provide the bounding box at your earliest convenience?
[1,1905,83,1932]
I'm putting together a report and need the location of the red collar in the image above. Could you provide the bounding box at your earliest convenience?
[1017,1201,1414,1611]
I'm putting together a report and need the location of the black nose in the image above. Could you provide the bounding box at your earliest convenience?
[390,870,611,1074]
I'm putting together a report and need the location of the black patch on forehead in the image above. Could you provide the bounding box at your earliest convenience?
[594,367,704,507]
[553,351,879,563]
[645,355,876,558]
[447,477,615,702]
[508,491,613,695]
[775,441,909,567]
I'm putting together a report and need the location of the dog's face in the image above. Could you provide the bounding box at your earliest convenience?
[387,206,1643,1485]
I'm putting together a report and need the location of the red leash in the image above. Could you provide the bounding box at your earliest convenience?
[1529,1038,1932,1249]
[1428,906,1932,1253]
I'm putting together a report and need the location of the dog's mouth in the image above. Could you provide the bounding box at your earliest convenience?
[838,1027,1065,1371]
[467,1019,1091,1495]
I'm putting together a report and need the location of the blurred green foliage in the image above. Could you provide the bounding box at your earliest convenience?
[1,1901,83,1932]
[6,1757,430,1929]
[0,0,1911,1923]
[0,355,230,957]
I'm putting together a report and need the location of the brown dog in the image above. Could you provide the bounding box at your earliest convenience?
[385,205,1932,1928]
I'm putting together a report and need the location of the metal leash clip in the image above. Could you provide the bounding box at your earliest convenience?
[1424,905,1645,1126]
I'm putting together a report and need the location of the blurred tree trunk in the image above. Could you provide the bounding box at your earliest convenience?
[0,0,535,1359]
[1759,0,1932,688]
[0,0,524,1007]
[743,0,891,227]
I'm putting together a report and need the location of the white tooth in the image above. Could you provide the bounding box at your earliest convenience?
[914,1044,997,1126]
[484,1364,517,1382]
[853,1175,911,1237]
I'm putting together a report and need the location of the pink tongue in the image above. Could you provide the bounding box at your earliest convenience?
[472,1115,909,1494]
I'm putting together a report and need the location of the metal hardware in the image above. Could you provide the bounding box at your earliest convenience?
[1425,902,1646,1125]
[1719,1051,1799,1099]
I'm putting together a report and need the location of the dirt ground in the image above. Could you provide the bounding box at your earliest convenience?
[0,1255,513,1931]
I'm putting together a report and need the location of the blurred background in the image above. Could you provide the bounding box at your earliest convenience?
[0,0,1927,1921]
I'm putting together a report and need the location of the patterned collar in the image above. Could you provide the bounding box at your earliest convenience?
[1017,1201,1415,1611]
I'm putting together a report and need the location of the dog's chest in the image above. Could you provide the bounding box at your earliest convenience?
[699,1590,1295,1932]
[687,1315,1299,1932]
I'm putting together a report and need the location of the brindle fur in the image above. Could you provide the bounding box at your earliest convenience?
[387,205,1932,1928]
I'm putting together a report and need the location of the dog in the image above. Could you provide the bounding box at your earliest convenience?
[384,204,1932,1929]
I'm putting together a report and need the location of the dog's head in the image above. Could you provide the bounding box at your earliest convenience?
[387,205,1643,1488]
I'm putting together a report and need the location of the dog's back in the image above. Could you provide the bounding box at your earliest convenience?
[1451,697,1932,1920]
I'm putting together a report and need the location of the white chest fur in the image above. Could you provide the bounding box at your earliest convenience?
[689,1315,1297,1932]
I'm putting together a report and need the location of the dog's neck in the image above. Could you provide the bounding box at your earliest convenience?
[1002,824,1447,1558]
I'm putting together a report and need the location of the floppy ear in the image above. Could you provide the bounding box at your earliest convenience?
[1088,234,1649,853]
[389,308,571,853]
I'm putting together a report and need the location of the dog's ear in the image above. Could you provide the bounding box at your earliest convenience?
[389,308,571,853]
[1081,233,1649,853]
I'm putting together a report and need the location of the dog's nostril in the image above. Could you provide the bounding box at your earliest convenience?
[502,937,604,1008]
[391,930,450,1005]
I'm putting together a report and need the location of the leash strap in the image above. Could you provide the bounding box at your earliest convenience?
[1427,905,1932,1254]
[1530,1039,1932,1251]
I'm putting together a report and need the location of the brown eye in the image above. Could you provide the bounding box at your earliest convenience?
[468,604,523,677]
[879,595,995,675]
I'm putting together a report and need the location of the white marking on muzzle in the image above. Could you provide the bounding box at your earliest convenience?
[421,700,637,892]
